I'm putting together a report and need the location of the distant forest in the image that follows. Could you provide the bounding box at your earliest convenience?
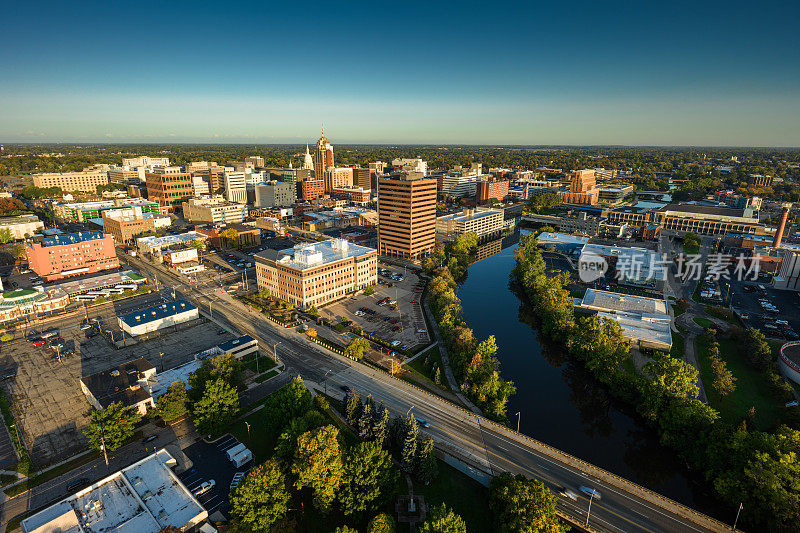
[2,144,799,201]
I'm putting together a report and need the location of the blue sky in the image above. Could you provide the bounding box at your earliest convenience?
[1,0,798,146]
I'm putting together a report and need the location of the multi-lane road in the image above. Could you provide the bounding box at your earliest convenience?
[125,255,729,532]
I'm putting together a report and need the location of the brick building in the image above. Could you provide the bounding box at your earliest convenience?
[476,178,510,203]
[145,167,193,210]
[25,231,120,282]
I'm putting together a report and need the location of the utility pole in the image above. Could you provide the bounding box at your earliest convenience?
[324,369,332,395]
[159,352,164,372]
[273,341,282,365]
[100,427,109,467]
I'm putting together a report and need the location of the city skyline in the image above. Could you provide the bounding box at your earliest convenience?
[1,0,799,146]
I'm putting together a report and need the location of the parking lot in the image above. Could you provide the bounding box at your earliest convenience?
[320,264,429,351]
[0,293,237,465]
[723,276,800,340]
[178,435,252,519]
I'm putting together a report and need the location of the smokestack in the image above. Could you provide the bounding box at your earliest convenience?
[773,207,790,248]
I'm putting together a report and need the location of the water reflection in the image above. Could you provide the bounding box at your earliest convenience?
[458,229,702,508]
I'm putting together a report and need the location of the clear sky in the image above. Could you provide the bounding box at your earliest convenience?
[2,0,799,146]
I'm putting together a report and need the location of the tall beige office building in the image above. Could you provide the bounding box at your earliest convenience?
[33,169,109,192]
[313,132,334,183]
[377,172,437,260]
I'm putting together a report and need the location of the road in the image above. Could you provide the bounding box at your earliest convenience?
[124,254,729,532]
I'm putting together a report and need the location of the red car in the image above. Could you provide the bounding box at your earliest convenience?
[31,340,45,347]
[410,300,418,303]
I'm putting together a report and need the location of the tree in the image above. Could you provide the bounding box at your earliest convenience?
[292,425,344,512]
[418,503,467,533]
[0,228,13,244]
[345,391,362,426]
[372,406,390,446]
[683,232,701,250]
[642,352,699,400]
[220,227,239,248]
[230,460,290,532]
[192,378,239,436]
[308,306,320,317]
[155,381,189,421]
[415,437,438,485]
[358,401,374,441]
[83,402,141,461]
[367,513,397,533]
[257,288,271,299]
[705,330,736,397]
[400,415,419,473]
[306,327,317,338]
[334,527,358,533]
[274,410,327,461]
[345,338,370,361]
[338,441,396,516]
[188,353,243,401]
[363,285,375,295]
[489,472,566,533]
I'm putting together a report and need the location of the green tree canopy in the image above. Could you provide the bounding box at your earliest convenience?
[367,513,397,533]
[230,460,290,532]
[418,503,467,533]
[489,472,566,533]
[83,402,140,454]
[192,378,239,436]
[292,424,344,512]
[155,381,189,422]
[344,338,370,360]
[338,440,397,516]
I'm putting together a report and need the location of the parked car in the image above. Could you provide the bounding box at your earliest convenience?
[31,339,46,347]
[415,418,430,428]
[193,480,216,496]
[142,434,158,444]
[66,477,89,492]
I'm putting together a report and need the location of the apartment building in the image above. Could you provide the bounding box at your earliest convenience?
[145,167,193,210]
[377,173,437,260]
[436,207,504,241]
[255,239,377,307]
[25,231,120,282]
[331,186,371,205]
[324,167,354,192]
[182,196,248,224]
[33,169,109,193]
[223,171,247,204]
[255,181,296,207]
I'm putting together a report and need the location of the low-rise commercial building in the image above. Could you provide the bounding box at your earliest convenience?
[598,184,634,205]
[255,239,377,307]
[182,196,248,224]
[25,231,120,282]
[436,208,504,241]
[652,204,764,235]
[21,449,208,533]
[301,179,325,201]
[331,186,371,205]
[0,287,70,324]
[575,289,672,351]
[136,232,206,258]
[101,210,170,245]
[80,357,157,414]
[0,214,44,240]
[118,300,199,336]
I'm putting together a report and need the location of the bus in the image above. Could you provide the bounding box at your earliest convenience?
[75,294,97,301]
[107,288,125,294]
[116,284,137,291]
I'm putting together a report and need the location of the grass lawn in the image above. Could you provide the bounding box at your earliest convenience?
[705,306,741,327]
[671,304,687,317]
[693,317,714,329]
[242,352,277,374]
[684,244,700,256]
[255,369,279,383]
[670,331,685,359]
[419,460,491,533]
[697,336,783,430]
[406,348,451,392]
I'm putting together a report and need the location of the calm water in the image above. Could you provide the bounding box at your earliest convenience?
[458,231,714,512]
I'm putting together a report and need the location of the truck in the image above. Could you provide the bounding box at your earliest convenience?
[225,442,253,467]
[230,448,253,468]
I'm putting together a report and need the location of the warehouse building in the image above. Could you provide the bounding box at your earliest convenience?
[118,300,199,336]
[21,449,209,533]
[80,357,157,414]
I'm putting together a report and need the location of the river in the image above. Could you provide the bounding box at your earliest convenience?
[457,231,716,513]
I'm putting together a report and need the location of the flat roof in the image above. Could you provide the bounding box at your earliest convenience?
[581,289,668,315]
[120,300,197,327]
[217,335,257,352]
[42,231,105,247]
[80,357,154,409]
[22,449,206,533]
[60,198,158,211]
[537,232,591,246]
[49,270,143,296]
[137,232,203,249]
[781,342,800,367]
[257,238,375,270]
[656,203,749,217]
[437,209,502,223]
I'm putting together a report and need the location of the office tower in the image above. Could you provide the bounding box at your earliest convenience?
[313,132,334,183]
[558,169,600,205]
[377,172,437,260]
[325,167,353,192]
[353,168,372,190]
[255,181,297,207]
[145,167,193,210]
[223,171,248,204]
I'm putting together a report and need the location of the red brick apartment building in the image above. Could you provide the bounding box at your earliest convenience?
[476,178,510,202]
[145,167,193,211]
[25,231,120,282]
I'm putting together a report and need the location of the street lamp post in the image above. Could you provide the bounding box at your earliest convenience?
[159,352,164,372]
[515,411,521,433]
[323,369,332,396]
[245,421,251,442]
[585,491,595,527]
[733,503,743,531]
[273,341,282,365]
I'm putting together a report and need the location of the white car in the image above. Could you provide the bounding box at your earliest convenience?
[193,480,216,496]
[391,340,402,347]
